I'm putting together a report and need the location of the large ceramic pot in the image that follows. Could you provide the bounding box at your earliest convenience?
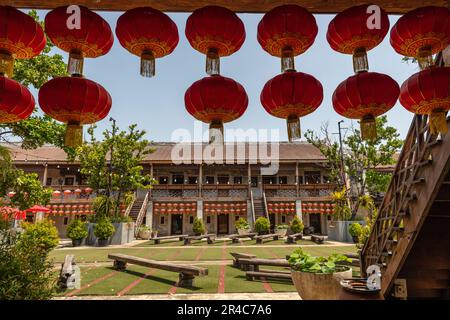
[97,238,109,247]
[72,239,83,247]
[139,229,152,239]
[237,228,250,235]
[291,267,352,300]
[276,228,287,237]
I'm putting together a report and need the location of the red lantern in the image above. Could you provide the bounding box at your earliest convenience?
[327,4,389,73]
[116,7,179,77]
[258,5,318,72]
[63,190,72,196]
[7,191,15,198]
[84,187,93,194]
[185,75,248,143]
[0,76,35,123]
[390,6,450,70]
[52,190,61,197]
[261,71,323,141]
[45,5,113,75]
[38,76,112,147]
[0,6,46,78]
[185,6,245,75]
[399,67,450,135]
[333,72,400,140]
[74,189,82,194]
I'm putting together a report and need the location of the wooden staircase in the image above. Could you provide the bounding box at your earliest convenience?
[252,198,265,218]
[361,114,450,299]
[127,192,149,237]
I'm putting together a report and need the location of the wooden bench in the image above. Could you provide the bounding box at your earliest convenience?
[184,233,216,245]
[254,233,279,244]
[229,252,257,270]
[311,234,327,244]
[228,233,257,243]
[285,233,303,244]
[153,234,188,245]
[246,271,292,282]
[238,258,289,272]
[108,253,208,287]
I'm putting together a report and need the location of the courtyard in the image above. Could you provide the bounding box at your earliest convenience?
[53,240,357,297]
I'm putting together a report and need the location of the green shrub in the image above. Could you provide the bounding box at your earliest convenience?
[288,248,351,274]
[235,217,250,230]
[192,217,205,236]
[93,196,114,218]
[94,218,115,240]
[19,219,59,252]
[0,223,58,299]
[66,219,88,241]
[254,217,270,235]
[290,216,304,234]
[349,222,362,238]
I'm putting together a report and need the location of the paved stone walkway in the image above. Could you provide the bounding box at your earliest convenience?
[55,292,300,300]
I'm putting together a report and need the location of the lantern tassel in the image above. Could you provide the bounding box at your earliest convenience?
[65,122,83,148]
[68,49,84,76]
[209,120,224,144]
[360,115,377,141]
[141,51,155,77]
[417,46,433,71]
[206,48,220,75]
[281,46,295,73]
[353,47,369,73]
[287,116,301,142]
[429,110,448,135]
[0,51,14,78]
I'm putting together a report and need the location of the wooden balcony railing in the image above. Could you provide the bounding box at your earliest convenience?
[361,114,450,297]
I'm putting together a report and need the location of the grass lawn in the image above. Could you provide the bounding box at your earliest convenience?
[53,243,357,296]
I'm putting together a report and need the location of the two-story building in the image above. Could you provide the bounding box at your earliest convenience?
[6,142,337,237]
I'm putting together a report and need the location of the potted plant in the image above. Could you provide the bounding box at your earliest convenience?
[192,217,205,236]
[289,216,304,235]
[235,217,250,235]
[138,225,152,239]
[94,218,115,247]
[254,217,270,235]
[349,222,362,243]
[275,224,289,237]
[66,219,88,247]
[288,248,352,300]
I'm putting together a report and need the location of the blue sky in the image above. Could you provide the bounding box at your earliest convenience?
[33,10,420,142]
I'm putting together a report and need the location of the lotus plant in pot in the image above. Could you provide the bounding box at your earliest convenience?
[288,248,352,300]
[138,225,152,239]
[66,219,88,247]
[235,217,250,235]
[94,218,115,247]
[275,224,289,237]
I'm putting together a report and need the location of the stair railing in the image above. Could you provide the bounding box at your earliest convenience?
[262,191,269,220]
[134,191,149,237]
[123,192,136,217]
[250,190,256,226]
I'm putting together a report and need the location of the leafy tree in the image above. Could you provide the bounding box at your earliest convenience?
[76,123,155,217]
[305,116,403,218]
[0,10,69,151]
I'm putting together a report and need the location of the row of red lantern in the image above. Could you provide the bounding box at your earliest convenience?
[204,202,247,209]
[268,208,296,214]
[51,188,93,197]
[268,202,296,209]
[154,208,196,214]
[204,209,246,215]
[154,202,197,208]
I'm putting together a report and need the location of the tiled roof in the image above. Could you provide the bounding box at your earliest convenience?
[4,142,327,164]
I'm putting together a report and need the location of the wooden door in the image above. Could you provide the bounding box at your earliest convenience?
[217,214,229,234]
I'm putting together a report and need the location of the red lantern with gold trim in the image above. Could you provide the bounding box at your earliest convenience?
[0,6,46,78]
[258,5,318,72]
[116,7,178,77]
[390,6,450,70]
[45,5,113,76]
[327,4,390,73]
[261,71,323,141]
[185,6,245,75]
[185,75,248,143]
[399,67,450,135]
[333,72,400,140]
[39,76,112,147]
[0,71,35,124]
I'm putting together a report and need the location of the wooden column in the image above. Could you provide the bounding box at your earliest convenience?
[295,161,299,197]
[199,164,203,198]
[247,162,251,195]
[42,164,48,185]
[149,163,153,198]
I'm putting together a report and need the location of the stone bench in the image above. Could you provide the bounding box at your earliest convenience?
[108,253,208,287]
[228,233,257,243]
